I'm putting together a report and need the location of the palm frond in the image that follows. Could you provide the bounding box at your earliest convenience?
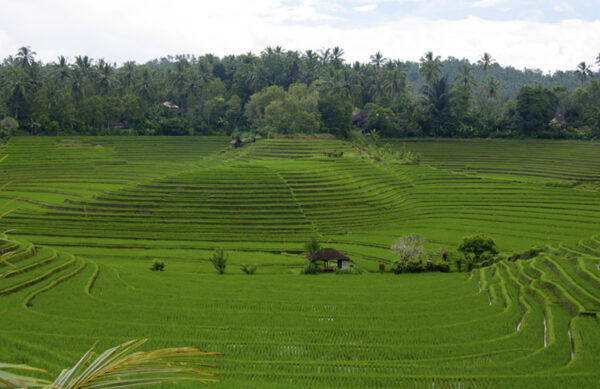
[0,363,53,388]
[53,339,221,388]
[1,339,221,389]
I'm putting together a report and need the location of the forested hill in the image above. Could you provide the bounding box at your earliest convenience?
[1,46,599,139]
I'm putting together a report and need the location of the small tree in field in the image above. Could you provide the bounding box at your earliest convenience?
[390,234,426,261]
[457,234,497,265]
[304,236,321,257]
[210,248,228,274]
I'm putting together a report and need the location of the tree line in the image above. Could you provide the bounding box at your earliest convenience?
[1,46,599,139]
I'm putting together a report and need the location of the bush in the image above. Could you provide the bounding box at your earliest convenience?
[457,234,497,264]
[149,260,165,271]
[392,259,449,274]
[301,262,320,275]
[210,248,228,274]
[240,264,257,275]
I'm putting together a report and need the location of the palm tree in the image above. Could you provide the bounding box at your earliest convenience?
[136,69,155,101]
[419,51,443,84]
[455,64,476,88]
[96,59,119,96]
[421,75,453,136]
[575,61,593,86]
[370,51,386,69]
[52,56,71,87]
[331,46,345,69]
[477,52,495,72]
[74,55,93,77]
[15,46,36,69]
[484,76,501,100]
[1,66,31,119]
[119,61,137,93]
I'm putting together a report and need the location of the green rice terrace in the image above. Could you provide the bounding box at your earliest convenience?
[0,136,599,388]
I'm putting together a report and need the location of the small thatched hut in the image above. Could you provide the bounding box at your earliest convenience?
[305,248,351,272]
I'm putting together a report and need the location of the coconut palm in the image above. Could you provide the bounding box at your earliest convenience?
[136,69,155,101]
[95,59,119,96]
[74,55,93,77]
[331,46,345,69]
[455,64,476,88]
[52,56,72,88]
[575,61,593,86]
[369,51,386,69]
[0,339,220,388]
[484,76,501,100]
[477,52,495,72]
[419,51,443,84]
[1,66,31,119]
[15,46,36,69]
[119,61,137,93]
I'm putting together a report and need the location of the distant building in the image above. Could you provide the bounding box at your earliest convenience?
[230,139,244,148]
[162,101,180,110]
[305,248,351,272]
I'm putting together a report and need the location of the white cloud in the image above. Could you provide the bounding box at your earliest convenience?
[471,0,510,8]
[0,1,598,72]
[354,4,378,12]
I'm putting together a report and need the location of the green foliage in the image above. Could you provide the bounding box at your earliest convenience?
[458,234,498,264]
[0,117,18,140]
[317,94,352,138]
[149,260,165,271]
[0,45,597,139]
[300,261,320,275]
[516,86,558,137]
[304,237,321,257]
[210,248,228,274]
[240,264,257,275]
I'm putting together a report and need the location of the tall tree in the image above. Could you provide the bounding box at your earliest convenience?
[370,51,387,69]
[575,61,593,86]
[1,66,31,119]
[477,52,495,72]
[15,46,36,69]
[419,51,443,84]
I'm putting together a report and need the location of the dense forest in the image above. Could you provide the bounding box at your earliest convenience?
[1,46,599,139]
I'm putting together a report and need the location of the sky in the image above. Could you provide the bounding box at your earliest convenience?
[1,0,599,72]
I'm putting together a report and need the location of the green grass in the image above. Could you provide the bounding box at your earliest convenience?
[0,137,599,388]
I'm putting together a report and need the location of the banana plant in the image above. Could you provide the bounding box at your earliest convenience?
[0,339,221,388]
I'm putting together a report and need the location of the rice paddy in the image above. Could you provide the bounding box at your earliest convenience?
[0,137,599,388]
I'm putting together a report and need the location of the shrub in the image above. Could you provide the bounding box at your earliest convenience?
[149,260,165,271]
[240,264,257,275]
[210,249,228,274]
[301,262,320,275]
[457,234,498,264]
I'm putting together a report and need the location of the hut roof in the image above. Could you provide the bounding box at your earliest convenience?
[305,248,350,262]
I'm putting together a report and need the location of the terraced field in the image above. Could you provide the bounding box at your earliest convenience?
[397,139,600,183]
[1,137,599,388]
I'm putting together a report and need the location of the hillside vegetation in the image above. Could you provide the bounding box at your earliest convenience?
[0,137,599,388]
[2,46,600,140]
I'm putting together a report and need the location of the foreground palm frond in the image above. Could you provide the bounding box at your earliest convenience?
[0,339,221,388]
[0,363,53,388]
